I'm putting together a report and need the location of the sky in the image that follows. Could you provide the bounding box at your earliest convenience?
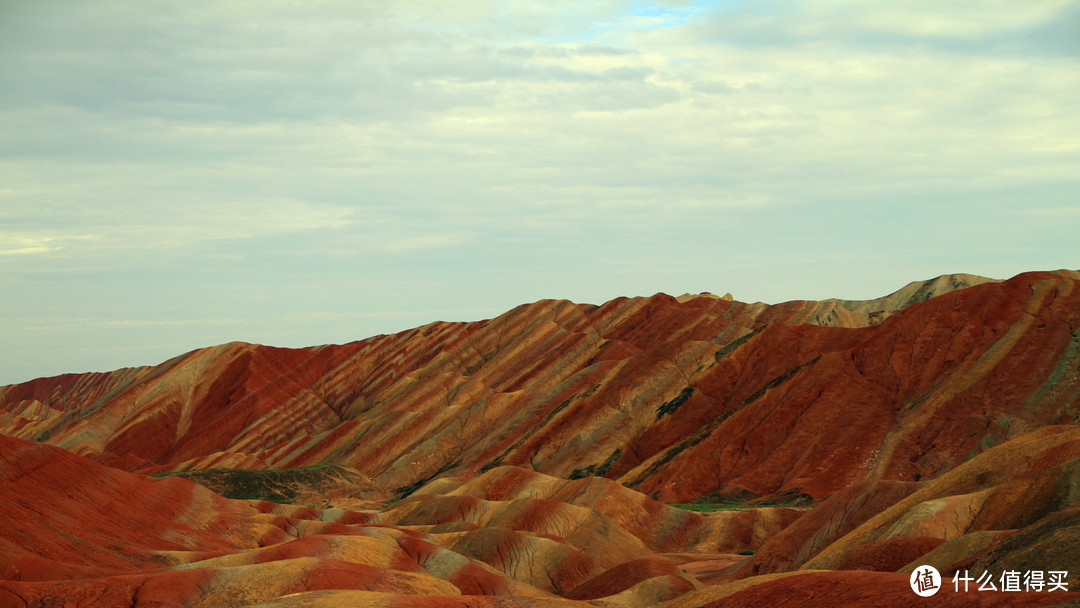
[1,0,1078,385]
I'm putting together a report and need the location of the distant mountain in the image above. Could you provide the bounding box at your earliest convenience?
[824,272,998,323]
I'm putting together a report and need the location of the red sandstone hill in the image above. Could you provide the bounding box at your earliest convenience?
[0,433,693,607]
[5,424,1080,606]
[4,268,1080,606]
[2,270,1077,506]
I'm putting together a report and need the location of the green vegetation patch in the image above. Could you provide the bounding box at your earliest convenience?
[656,387,696,420]
[669,503,762,513]
[713,325,767,360]
[979,433,1001,451]
[152,464,356,503]
[569,448,622,480]
[394,477,433,498]
[669,502,812,513]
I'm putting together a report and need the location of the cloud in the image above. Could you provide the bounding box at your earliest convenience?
[2,2,1074,224]
[679,0,1080,54]
[0,246,60,256]
[1019,207,1080,218]
[378,233,474,254]
[0,234,62,256]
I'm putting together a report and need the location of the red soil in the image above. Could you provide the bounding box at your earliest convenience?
[3,269,1080,607]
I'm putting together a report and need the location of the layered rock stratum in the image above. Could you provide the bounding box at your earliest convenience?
[2,269,1079,607]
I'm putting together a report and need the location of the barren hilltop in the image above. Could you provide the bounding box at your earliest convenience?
[3,269,1079,607]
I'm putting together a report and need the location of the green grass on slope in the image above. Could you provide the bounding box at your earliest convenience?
[150,464,350,503]
[669,502,812,513]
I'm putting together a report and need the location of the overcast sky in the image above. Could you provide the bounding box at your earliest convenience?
[1,0,1078,385]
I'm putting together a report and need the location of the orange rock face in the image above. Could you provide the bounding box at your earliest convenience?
[3,269,1080,607]
[0,435,715,607]
[3,270,1078,506]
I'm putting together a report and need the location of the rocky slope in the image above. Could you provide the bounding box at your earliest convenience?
[3,270,1078,505]
[3,269,1080,606]
[0,434,769,607]
[4,429,1080,607]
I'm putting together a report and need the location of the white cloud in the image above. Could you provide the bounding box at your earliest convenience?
[0,234,62,256]
[0,246,60,256]
[0,183,355,257]
[1020,207,1080,218]
[826,0,1075,39]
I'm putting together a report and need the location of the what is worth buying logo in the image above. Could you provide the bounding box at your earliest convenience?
[910,565,941,597]
[910,565,1071,596]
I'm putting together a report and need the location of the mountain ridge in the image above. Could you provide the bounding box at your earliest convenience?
[1,271,999,388]
[4,269,1078,505]
[4,268,1080,607]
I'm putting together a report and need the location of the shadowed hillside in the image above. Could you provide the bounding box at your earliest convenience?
[152,464,386,507]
